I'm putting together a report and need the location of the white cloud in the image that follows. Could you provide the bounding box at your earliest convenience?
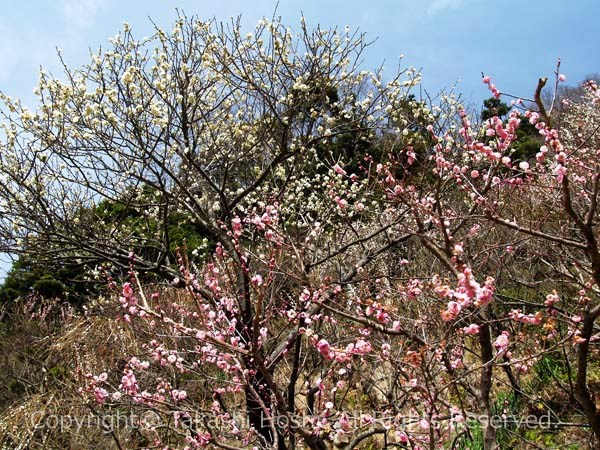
[60,0,106,31]
[0,0,105,104]
[426,0,467,15]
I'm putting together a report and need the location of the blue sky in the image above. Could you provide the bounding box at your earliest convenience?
[1,0,599,108]
[0,0,598,276]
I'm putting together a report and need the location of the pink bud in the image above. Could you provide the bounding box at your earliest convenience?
[333,164,347,175]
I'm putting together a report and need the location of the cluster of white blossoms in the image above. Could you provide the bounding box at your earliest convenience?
[0,12,431,273]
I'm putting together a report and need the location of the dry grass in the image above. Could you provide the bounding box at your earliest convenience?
[0,297,143,449]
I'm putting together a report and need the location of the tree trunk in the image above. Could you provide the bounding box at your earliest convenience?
[575,312,600,443]
[479,321,497,450]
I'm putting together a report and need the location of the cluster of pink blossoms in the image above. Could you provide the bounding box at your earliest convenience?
[513,101,570,183]
[482,75,501,99]
[313,336,373,362]
[437,266,495,322]
[494,331,510,355]
[508,309,542,325]
[82,372,109,404]
[119,282,142,322]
